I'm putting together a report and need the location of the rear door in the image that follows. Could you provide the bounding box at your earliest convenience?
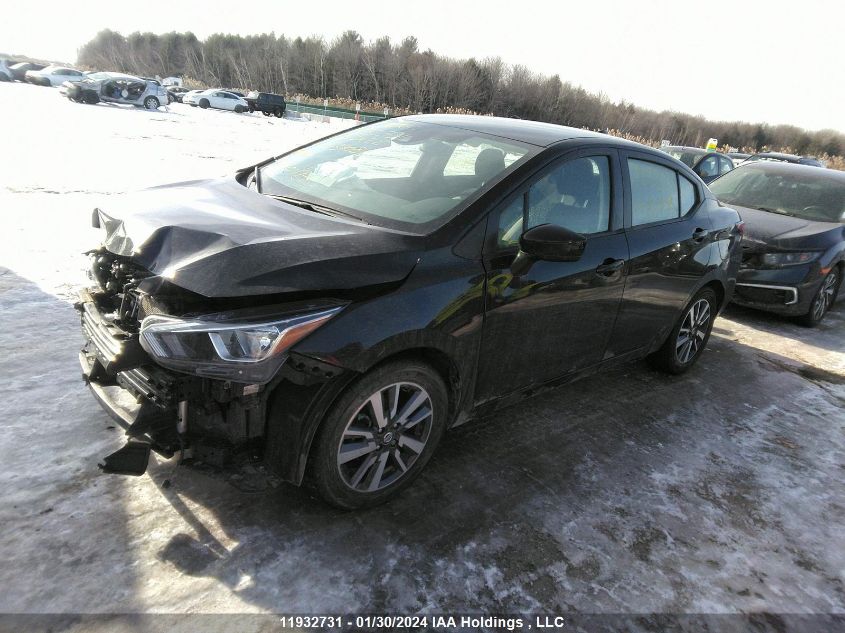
[475,148,629,402]
[605,151,713,357]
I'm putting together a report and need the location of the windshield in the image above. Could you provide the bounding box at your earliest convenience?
[709,165,845,223]
[258,119,533,232]
[664,149,706,168]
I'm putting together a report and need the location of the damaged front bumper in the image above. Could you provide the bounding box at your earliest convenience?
[76,288,268,478]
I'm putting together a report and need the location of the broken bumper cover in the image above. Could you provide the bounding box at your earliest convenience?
[76,290,181,472]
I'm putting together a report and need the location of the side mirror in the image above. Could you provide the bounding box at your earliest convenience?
[512,224,586,275]
[519,224,586,262]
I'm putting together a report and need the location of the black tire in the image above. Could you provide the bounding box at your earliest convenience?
[143,96,160,110]
[262,110,271,117]
[234,104,245,113]
[274,108,283,118]
[199,98,209,109]
[647,287,718,375]
[310,360,448,509]
[797,268,840,327]
[82,91,99,105]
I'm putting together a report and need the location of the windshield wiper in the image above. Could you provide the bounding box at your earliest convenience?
[264,193,369,224]
[254,166,369,223]
[751,206,788,215]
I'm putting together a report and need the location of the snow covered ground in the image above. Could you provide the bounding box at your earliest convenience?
[1,82,844,630]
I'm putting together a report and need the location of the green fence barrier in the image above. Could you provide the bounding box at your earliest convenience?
[291,102,390,123]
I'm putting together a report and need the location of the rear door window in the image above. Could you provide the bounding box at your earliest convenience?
[628,159,701,226]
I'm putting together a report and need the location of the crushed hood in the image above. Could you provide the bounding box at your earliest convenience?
[734,204,843,251]
[95,177,423,297]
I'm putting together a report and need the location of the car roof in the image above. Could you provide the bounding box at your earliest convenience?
[89,71,142,81]
[738,161,845,181]
[754,152,801,160]
[664,146,726,156]
[402,114,621,148]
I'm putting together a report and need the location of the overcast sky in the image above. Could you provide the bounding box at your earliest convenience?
[3,0,842,132]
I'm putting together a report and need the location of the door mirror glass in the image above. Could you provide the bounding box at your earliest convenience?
[519,223,586,262]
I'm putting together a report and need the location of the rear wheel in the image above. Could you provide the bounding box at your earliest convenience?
[647,287,717,374]
[310,360,447,509]
[274,108,283,118]
[798,269,840,327]
[143,96,160,110]
[199,98,209,109]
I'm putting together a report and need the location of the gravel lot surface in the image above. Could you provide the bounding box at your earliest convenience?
[1,82,843,631]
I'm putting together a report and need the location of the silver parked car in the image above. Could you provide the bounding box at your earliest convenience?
[61,72,169,110]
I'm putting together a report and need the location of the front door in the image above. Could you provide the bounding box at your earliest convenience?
[475,149,629,403]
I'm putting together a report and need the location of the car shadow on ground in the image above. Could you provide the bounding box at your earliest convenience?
[146,316,845,615]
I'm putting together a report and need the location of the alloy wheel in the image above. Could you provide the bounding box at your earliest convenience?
[336,382,433,492]
[812,270,839,321]
[675,298,711,364]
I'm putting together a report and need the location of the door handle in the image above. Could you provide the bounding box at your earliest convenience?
[692,228,708,242]
[595,258,625,275]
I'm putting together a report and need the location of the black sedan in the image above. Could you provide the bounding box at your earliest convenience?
[659,146,734,183]
[76,115,743,508]
[709,162,844,325]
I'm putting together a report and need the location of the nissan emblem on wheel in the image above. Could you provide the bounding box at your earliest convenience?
[76,115,744,509]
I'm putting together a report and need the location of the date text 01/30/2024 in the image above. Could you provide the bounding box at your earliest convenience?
[277,615,571,630]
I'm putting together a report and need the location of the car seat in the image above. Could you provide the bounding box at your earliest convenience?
[475,148,506,186]
[551,158,606,234]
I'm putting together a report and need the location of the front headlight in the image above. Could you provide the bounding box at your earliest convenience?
[139,306,342,383]
[760,251,821,267]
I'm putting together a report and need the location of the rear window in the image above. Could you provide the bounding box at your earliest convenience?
[665,149,705,168]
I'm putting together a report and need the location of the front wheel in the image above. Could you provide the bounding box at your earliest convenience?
[310,360,448,509]
[198,98,209,109]
[274,108,283,118]
[798,268,840,327]
[647,287,717,374]
[143,96,160,110]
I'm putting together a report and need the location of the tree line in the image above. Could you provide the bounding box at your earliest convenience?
[77,29,845,157]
